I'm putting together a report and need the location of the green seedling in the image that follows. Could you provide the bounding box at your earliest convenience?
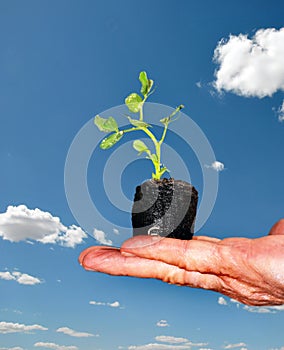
[94,71,184,180]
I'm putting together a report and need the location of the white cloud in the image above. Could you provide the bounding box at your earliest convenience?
[0,270,42,285]
[89,301,105,306]
[0,205,87,248]
[0,272,15,281]
[128,339,208,350]
[154,336,208,347]
[89,300,121,308]
[128,344,191,350]
[156,320,169,327]
[227,298,284,313]
[93,228,113,245]
[277,100,284,122]
[113,228,119,235]
[56,326,97,338]
[0,321,47,334]
[109,301,120,307]
[218,297,228,305]
[188,342,209,347]
[223,343,247,349]
[213,27,284,98]
[155,336,188,344]
[205,161,225,172]
[0,347,24,350]
[243,304,284,314]
[34,342,77,350]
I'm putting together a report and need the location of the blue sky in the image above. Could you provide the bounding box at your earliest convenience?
[0,1,284,349]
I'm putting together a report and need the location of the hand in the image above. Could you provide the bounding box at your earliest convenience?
[79,220,284,306]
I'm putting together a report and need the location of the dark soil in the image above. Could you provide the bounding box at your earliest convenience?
[132,178,198,240]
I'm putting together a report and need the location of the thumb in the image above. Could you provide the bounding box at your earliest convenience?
[268,219,284,235]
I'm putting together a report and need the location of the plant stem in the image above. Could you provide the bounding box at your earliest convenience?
[159,124,168,145]
[123,127,140,134]
[139,99,146,121]
[141,127,162,179]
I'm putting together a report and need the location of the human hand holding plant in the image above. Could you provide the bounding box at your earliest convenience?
[79,219,284,306]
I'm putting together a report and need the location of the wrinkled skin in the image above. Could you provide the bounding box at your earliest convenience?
[79,220,284,306]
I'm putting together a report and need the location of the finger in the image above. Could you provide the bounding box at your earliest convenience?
[79,246,120,266]
[80,246,163,276]
[121,236,223,274]
[79,246,222,290]
[268,219,284,236]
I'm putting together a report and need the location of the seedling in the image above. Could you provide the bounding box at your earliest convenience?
[94,71,198,240]
[94,71,184,180]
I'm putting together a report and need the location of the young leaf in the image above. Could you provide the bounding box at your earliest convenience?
[133,140,149,154]
[100,132,123,149]
[160,104,184,126]
[125,93,143,113]
[94,115,119,133]
[139,71,154,96]
[159,167,168,177]
[127,116,151,128]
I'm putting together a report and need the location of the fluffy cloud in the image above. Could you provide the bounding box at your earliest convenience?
[218,297,228,305]
[89,300,121,308]
[213,27,284,98]
[155,336,188,344]
[243,304,284,313]
[0,271,42,285]
[93,228,113,245]
[221,298,284,313]
[205,161,225,172]
[213,27,284,121]
[0,321,47,334]
[56,327,97,338]
[0,205,87,248]
[128,344,191,350]
[277,100,284,122]
[113,228,119,235]
[0,347,24,350]
[156,320,169,327]
[128,336,208,350]
[0,272,15,281]
[223,344,247,349]
[154,336,207,348]
[34,342,77,350]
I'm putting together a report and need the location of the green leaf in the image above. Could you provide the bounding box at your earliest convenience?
[160,116,170,125]
[127,116,151,128]
[133,140,149,154]
[125,93,143,113]
[94,115,119,133]
[100,132,123,149]
[159,167,168,177]
[139,71,154,96]
[139,71,148,95]
[160,104,184,126]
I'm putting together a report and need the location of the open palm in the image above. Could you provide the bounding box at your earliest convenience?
[79,220,284,306]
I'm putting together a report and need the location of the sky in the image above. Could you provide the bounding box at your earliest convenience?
[0,0,284,349]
